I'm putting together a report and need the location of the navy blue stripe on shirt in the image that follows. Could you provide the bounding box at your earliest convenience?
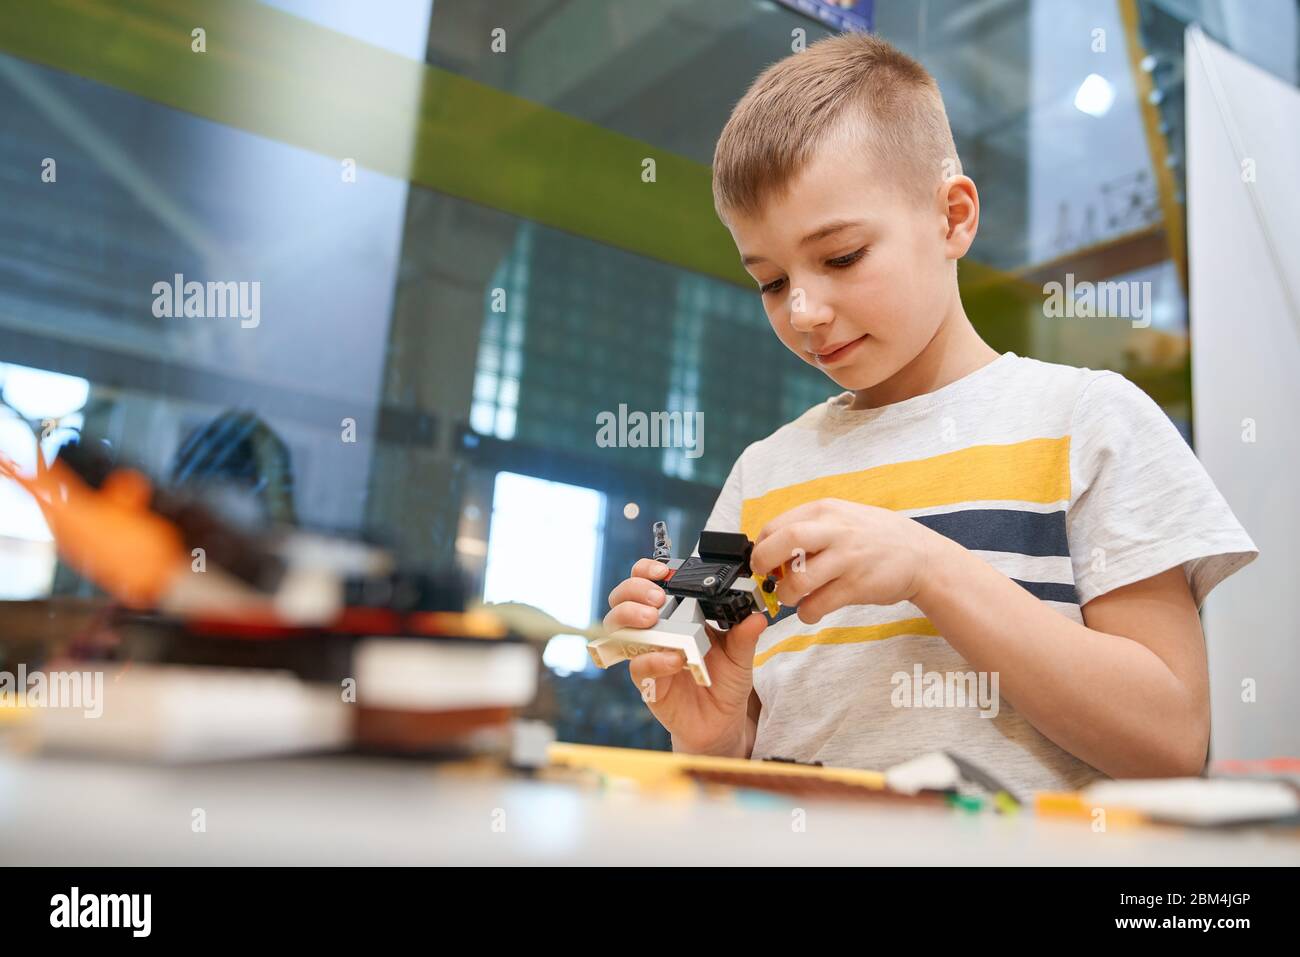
[910,507,1070,558]
[1011,578,1080,604]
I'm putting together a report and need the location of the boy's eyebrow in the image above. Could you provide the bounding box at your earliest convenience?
[740,219,867,266]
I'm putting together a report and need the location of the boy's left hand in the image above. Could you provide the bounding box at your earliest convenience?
[749,498,941,624]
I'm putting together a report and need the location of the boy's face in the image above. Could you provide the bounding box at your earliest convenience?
[726,139,963,394]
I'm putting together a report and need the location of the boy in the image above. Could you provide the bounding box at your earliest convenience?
[603,32,1257,793]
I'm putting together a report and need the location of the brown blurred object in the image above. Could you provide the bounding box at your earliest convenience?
[354,706,514,754]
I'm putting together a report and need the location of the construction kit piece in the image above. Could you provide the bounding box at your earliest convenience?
[587,521,780,687]
[0,431,553,760]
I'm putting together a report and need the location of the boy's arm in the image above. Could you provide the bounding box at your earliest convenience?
[743,689,761,759]
[751,499,1215,779]
[915,534,1209,779]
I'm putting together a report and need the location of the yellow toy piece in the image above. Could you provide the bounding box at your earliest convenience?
[753,575,780,618]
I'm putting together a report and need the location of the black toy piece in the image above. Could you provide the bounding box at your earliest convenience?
[657,530,760,629]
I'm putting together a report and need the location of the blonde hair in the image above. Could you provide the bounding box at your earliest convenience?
[712,32,961,220]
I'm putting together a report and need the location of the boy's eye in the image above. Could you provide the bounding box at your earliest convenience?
[757,249,864,295]
[826,247,867,268]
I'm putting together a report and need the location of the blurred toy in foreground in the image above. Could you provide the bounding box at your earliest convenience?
[0,435,474,628]
[0,433,575,762]
[587,521,781,687]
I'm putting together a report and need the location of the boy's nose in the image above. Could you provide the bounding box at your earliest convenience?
[788,288,835,331]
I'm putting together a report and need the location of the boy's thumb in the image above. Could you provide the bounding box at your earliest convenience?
[724,612,768,660]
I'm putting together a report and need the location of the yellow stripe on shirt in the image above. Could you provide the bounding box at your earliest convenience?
[739,436,1071,539]
[754,617,941,668]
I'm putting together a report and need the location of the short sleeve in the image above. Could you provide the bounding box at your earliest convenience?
[689,449,746,558]
[703,451,745,533]
[1067,372,1258,609]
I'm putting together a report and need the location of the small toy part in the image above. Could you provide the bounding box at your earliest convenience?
[509,718,557,771]
[945,793,985,813]
[943,750,1023,808]
[587,521,781,686]
[587,619,713,686]
[885,750,1023,811]
[882,751,962,795]
[651,520,672,563]
[756,572,780,618]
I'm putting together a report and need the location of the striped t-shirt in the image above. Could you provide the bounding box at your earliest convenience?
[703,351,1258,794]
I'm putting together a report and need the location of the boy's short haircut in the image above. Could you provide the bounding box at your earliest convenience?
[712,32,962,221]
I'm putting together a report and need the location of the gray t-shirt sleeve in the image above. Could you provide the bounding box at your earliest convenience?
[1066,372,1258,608]
[703,447,746,535]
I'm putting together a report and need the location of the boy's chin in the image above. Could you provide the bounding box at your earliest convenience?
[820,360,883,392]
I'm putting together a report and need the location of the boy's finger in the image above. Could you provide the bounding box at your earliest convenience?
[754,500,825,545]
[712,612,767,669]
[631,558,671,580]
[794,578,857,626]
[603,600,662,632]
[607,576,666,611]
[774,549,842,606]
[750,520,833,576]
[629,650,686,685]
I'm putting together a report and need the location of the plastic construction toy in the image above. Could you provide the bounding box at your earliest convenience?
[0,434,477,633]
[587,521,780,687]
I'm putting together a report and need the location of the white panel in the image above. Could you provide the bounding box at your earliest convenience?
[1186,26,1300,761]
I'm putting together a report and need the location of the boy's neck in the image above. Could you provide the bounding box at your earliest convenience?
[849,302,1000,411]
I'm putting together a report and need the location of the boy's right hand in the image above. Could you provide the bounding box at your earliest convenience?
[603,558,768,757]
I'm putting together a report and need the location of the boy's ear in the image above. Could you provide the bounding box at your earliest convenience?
[940,175,979,260]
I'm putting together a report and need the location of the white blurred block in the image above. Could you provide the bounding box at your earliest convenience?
[36,664,351,763]
[354,638,537,711]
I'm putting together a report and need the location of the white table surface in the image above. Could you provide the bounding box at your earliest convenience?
[1,753,1297,866]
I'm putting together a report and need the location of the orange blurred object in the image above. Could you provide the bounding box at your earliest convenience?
[0,453,187,608]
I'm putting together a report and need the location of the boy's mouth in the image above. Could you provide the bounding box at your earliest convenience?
[811,334,869,366]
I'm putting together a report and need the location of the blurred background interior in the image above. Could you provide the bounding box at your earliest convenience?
[1,0,1297,751]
